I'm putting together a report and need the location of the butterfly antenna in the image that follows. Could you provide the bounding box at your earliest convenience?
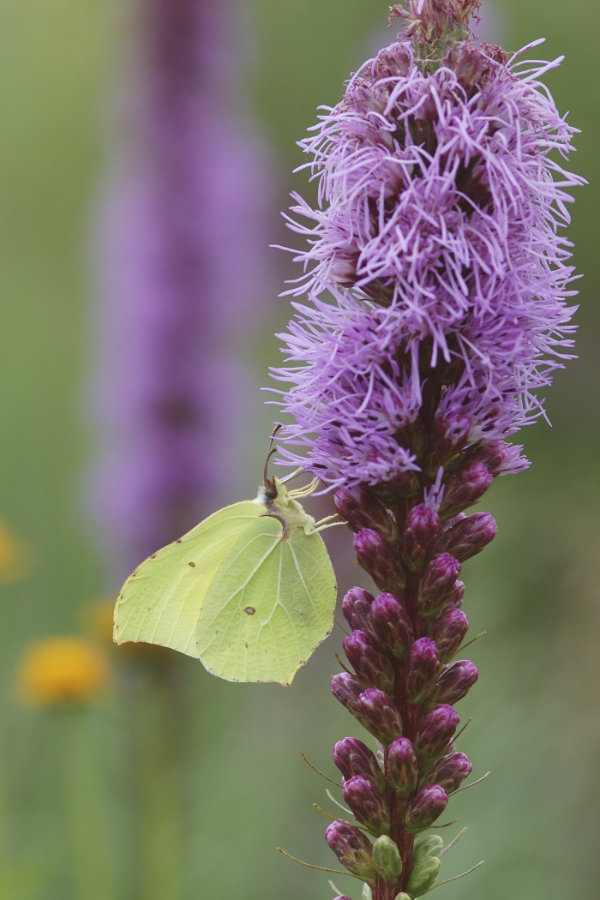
[262,425,282,496]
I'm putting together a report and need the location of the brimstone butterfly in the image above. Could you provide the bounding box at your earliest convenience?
[113,474,337,685]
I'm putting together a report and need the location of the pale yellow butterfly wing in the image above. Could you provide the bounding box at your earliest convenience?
[195,514,337,684]
[113,500,262,656]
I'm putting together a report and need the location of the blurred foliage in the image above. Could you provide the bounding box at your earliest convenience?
[0,1,597,898]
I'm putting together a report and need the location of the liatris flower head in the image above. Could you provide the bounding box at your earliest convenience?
[271,1,582,897]
[275,1,582,493]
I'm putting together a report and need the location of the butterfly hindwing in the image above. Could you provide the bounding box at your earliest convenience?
[195,514,336,684]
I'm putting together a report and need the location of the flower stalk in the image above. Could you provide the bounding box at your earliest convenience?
[273,0,582,896]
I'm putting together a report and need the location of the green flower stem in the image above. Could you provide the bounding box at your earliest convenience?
[62,707,118,900]
[136,661,185,900]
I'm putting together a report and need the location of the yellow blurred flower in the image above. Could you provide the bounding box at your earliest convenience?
[0,520,32,582]
[16,637,110,706]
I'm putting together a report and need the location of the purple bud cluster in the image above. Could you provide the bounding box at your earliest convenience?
[327,467,482,894]
[322,384,519,898]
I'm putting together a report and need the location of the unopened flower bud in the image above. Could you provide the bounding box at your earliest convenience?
[431,414,471,465]
[403,504,441,567]
[428,751,472,793]
[325,820,377,880]
[412,834,444,865]
[405,785,448,832]
[372,835,403,882]
[354,528,403,589]
[419,553,461,616]
[406,638,440,703]
[342,587,374,632]
[444,578,465,611]
[476,439,528,476]
[415,705,460,765]
[438,512,497,562]
[370,592,413,659]
[342,775,390,835]
[335,488,394,536]
[355,687,402,744]
[331,672,363,713]
[440,462,494,518]
[431,608,469,662]
[434,659,478,704]
[406,852,442,894]
[344,630,396,692]
[387,737,419,797]
[333,737,385,792]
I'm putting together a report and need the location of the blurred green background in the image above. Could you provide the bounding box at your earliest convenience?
[0,0,597,898]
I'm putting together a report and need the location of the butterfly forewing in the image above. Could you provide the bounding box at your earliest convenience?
[113,500,262,656]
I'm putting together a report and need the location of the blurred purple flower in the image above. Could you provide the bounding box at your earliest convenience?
[89,0,271,575]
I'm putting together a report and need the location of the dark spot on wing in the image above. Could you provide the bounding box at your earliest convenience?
[188,561,196,567]
[150,553,157,559]
[176,539,182,544]
[244,606,256,616]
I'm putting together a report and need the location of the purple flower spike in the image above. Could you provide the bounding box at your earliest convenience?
[325,820,377,881]
[370,592,413,659]
[387,737,419,797]
[342,775,390,835]
[406,638,440,704]
[344,630,396,693]
[333,737,385,792]
[429,751,473,793]
[342,587,374,633]
[405,785,449,833]
[434,660,479,705]
[415,705,460,765]
[355,687,403,745]
[271,0,581,894]
[438,512,498,562]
